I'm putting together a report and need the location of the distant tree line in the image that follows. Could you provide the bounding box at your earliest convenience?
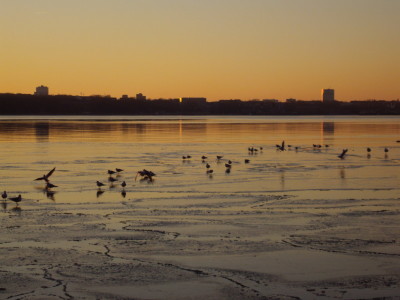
[0,94,399,115]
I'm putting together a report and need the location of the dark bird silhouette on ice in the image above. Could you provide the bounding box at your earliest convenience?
[135,169,156,181]
[96,181,105,189]
[108,176,118,183]
[276,141,285,151]
[107,170,116,175]
[9,194,22,206]
[45,182,58,190]
[338,149,348,159]
[34,167,56,183]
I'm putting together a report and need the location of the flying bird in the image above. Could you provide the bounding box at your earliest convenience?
[34,167,56,183]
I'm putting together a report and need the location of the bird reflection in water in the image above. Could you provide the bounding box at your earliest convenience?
[121,190,127,198]
[96,190,105,198]
[280,170,286,190]
[46,190,56,201]
[339,167,346,179]
[11,206,22,215]
[1,201,7,212]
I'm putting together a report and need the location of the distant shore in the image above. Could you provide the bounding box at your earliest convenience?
[1,93,399,115]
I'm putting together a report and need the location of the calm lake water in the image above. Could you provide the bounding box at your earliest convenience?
[0,115,399,205]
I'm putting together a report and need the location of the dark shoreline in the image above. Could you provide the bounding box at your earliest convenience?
[1,93,399,115]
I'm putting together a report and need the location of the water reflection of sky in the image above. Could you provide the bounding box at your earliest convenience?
[0,116,398,205]
[0,116,398,145]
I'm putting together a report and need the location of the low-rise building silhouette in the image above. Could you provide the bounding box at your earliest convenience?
[34,85,49,96]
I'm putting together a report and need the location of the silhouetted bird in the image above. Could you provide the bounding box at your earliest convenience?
[384,148,389,153]
[135,169,155,181]
[225,163,232,168]
[367,148,371,152]
[338,149,348,159]
[201,156,207,160]
[206,163,211,169]
[121,181,127,188]
[116,168,124,173]
[108,176,118,183]
[46,182,58,189]
[34,167,56,183]
[96,181,105,188]
[206,169,213,174]
[107,170,116,175]
[244,159,250,164]
[1,191,7,200]
[225,168,231,174]
[277,141,285,151]
[9,194,21,206]
[96,190,104,198]
[216,156,223,160]
[121,190,126,198]
[228,160,232,164]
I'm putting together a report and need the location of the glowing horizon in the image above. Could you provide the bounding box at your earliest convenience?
[1,0,399,101]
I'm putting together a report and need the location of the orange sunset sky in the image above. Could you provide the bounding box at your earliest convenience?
[1,0,399,101]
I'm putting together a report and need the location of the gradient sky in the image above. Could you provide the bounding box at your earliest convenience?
[1,0,399,101]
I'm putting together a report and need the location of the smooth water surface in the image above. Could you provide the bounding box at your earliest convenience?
[0,115,399,205]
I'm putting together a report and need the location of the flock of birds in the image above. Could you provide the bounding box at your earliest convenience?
[0,141,393,208]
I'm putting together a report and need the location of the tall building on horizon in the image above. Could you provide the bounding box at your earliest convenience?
[34,85,49,96]
[322,89,335,103]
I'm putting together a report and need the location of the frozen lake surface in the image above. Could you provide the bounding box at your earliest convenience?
[0,115,399,299]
